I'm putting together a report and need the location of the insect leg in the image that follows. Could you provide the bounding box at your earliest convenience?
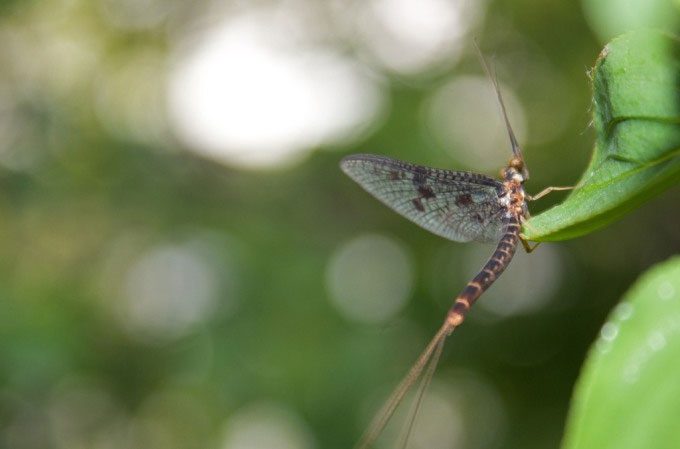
[526,186,573,201]
[519,216,541,253]
[520,235,540,253]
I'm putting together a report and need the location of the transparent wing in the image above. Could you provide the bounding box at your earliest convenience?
[341,154,506,243]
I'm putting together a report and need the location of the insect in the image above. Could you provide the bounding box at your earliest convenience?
[340,49,572,448]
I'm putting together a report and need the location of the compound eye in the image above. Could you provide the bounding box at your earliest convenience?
[509,157,524,170]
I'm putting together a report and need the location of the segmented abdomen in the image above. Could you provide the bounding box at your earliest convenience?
[448,215,521,324]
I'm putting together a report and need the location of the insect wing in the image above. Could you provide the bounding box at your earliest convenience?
[341,154,506,243]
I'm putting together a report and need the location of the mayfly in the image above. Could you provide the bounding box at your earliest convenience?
[340,48,571,448]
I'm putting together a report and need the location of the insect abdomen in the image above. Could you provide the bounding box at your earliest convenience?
[447,217,520,327]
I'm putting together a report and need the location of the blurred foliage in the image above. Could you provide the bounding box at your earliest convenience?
[0,1,678,449]
[525,30,680,242]
[563,256,680,449]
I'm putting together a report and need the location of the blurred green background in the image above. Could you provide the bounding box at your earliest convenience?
[0,1,678,449]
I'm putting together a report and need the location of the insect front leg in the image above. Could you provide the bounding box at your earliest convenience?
[526,186,573,201]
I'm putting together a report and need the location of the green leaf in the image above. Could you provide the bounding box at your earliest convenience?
[562,256,680,449]
[523,30,680,242]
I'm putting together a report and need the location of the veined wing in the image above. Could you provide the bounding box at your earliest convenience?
[340,154,506,243]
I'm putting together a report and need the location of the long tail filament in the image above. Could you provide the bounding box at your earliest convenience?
[355,320,455,449]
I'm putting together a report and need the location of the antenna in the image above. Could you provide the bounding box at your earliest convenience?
[472,40,525,164]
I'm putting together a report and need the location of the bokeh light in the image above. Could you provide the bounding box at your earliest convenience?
[121,242,219,341]
[97,0,177,31]
[168,9,384,169]
[48,377,128,449]
[133,389,212,449]
[424,75,527,172]
[423,241,564,320]
[353,0,486,75]
[94,48,169,146]
[2,393,50,449]
[362,371,506,449]
[441,371,508,449]
[465,243,563,319]
[0,86,41,171]
[408,382,464,449]
[220,402,316,449]
[582,0,680,42]
[326,233,413,324]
